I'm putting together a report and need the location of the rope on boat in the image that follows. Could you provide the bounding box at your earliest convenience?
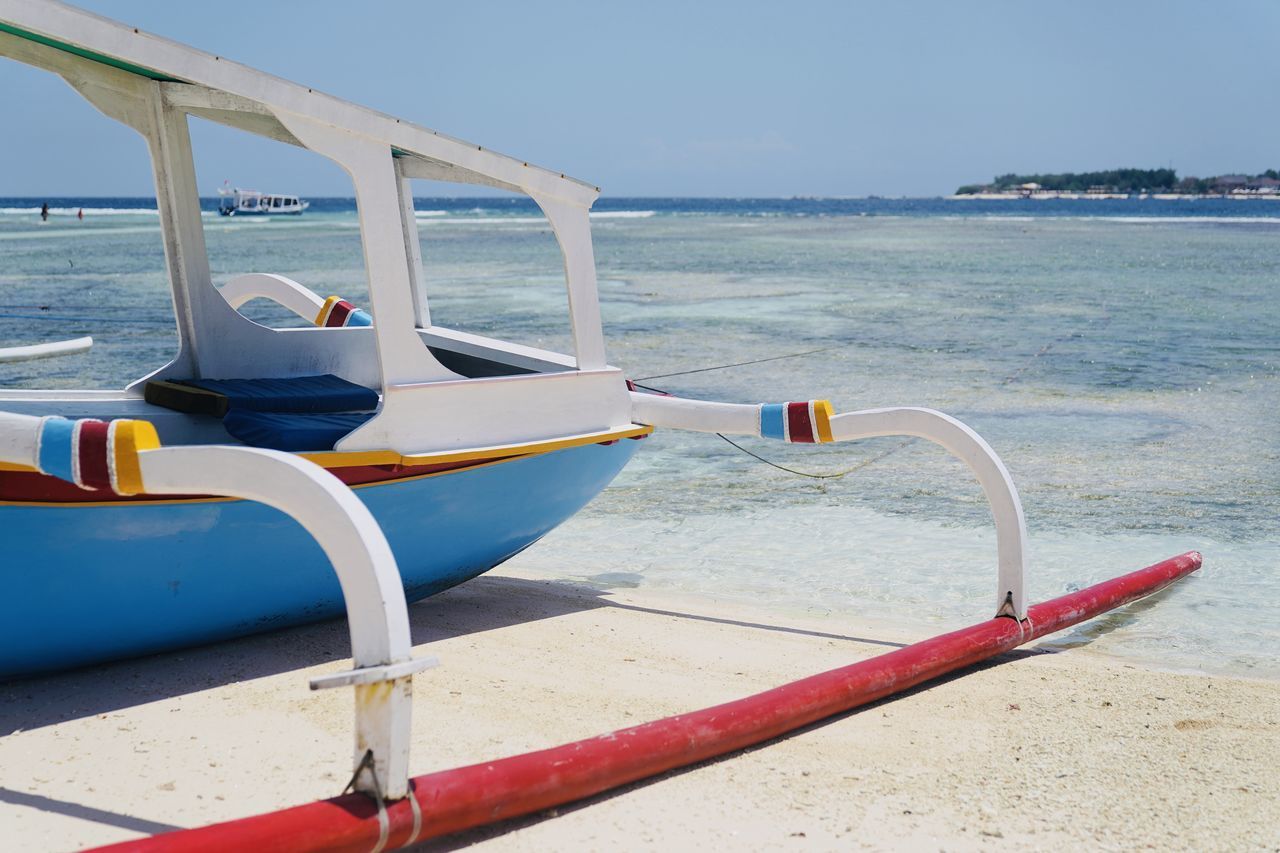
[645,307,1113,480]
[715,433,859,479]
[633,345,848,381]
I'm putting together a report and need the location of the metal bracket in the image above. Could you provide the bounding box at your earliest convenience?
[309,655,439,691]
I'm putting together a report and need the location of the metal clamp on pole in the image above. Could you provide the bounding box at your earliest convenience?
[310,656,439,691]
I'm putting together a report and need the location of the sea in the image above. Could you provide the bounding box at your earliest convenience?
[1,197,1277,679]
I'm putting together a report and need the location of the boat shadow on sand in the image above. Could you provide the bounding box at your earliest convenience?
[0,574,904,736]
[0,573,915,841]
[0,573,1166,845]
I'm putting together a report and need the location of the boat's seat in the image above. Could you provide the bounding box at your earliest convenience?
[222,409,375,452]
[145,374,378,417]
[144,374,378,451]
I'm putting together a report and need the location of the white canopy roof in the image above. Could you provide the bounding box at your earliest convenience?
[0,0,599,206]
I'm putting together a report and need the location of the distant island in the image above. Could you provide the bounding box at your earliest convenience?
[953,168,1280,199]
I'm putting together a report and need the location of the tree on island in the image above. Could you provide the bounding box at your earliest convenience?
[990,169,1176,193]
[955,168,1280,195]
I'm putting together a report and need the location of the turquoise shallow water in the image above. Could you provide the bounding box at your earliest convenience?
[2,199,1277,678]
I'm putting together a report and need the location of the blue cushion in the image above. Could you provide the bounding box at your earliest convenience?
[223,410,375,452]
[176,374,378,414]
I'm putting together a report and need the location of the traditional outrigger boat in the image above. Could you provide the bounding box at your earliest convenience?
[0,3,1200,849]
[217,186,309,216]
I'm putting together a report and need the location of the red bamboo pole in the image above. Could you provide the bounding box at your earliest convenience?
[96,551,1201,853]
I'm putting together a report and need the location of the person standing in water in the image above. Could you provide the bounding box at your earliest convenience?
[40,202,49,222]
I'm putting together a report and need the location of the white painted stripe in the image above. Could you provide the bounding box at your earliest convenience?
[105,420,119,494]
[69,419,83,488]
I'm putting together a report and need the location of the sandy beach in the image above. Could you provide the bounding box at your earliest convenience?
[0,570,1275,851]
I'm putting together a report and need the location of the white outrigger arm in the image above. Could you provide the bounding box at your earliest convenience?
[0,411,433,799]
[629,393,1029,619]
[0,336,93,363]
[200,271,1031,619]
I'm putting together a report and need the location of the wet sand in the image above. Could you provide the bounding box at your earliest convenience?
[1,571,1276,851]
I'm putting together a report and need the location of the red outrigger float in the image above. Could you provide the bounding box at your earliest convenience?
[95,552,1201,853]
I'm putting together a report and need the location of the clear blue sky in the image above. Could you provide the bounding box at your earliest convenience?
[2,0,1277,197]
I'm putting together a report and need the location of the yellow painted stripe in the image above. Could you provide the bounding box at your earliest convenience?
[111,420,162,496]
[0,454,522,508]
[300,424,653,469]
[0,424,653,507]
[314,295,342,326]
[0,424,653,475]
[813,400,835,443]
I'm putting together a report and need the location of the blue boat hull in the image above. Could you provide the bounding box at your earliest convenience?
[1,440,638,678]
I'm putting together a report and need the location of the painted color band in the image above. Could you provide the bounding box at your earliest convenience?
[760,403,787,440]
[314,295,339,326]
[316,295,368,327]
[76,419,112,490]
[111,420,161,495]
[37,417,75,483]
[325,300,356,328]
[34,417,161,495]
[814,400,834,443]
[314,294,342,326]
[786,402,816,443]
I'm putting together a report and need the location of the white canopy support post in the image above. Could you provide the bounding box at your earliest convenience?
[629,393,1029,619]
[393,157,431,329]
[141,86,218,379]
[54,67,257,384]
[0,410,432,800]
[271,110,446,388]
[18,46,205,379]
[532,195,609,371]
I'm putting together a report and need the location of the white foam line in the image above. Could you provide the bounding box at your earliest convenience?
[418,216,547,225]
[590,210,656,219]
[0,225,163,240]
[0,207,159,216]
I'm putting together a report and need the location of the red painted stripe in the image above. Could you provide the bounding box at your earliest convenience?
[785,401,815,443]
[325,300,355,327]
[0,456,516,504]
[91,552,1202,853]
[76,420,113,491]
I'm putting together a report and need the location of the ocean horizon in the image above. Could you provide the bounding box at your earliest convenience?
[8,194,1280,216]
